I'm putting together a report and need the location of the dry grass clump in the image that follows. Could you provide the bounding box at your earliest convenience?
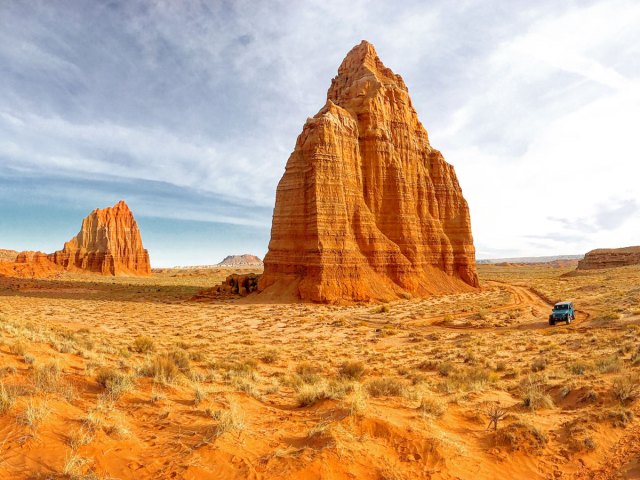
[595,355,622,374]
[497,421,548,452]
[131,336,155,353]
[209,401,245,438]
[18,398,49,428]
[141,352,188,384]
[259,349,279,364]
[8,340,27,356]
[607,407,634,427]
[520,376,554,411]
[289,362,323,385]
[417,391,446,418]
[0,382,17,414]
[95,367,134,399]
[531,356,547,372]
[366,377,405,398]
[32,361,61,393]
[67,425,95,450]
[612,373,639,404]
[295,378,354,407]
[338,360,365,380]
[345,384,368,416]
[439,366,497,393]
[570,361,593,375]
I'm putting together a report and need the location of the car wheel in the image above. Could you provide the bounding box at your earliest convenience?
[549,320,555,326]
[567,317,571,325]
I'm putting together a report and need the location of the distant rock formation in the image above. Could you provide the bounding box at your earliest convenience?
[0,250,63,278]
[259,41,478,303]
[0,249,18,262]
[193,273,261,301]
[577,246,640,270]
[47,201,151,275]
[217,254,263,267]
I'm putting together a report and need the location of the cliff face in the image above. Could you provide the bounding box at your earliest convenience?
[577,246,640,270]
[259,41,478,303]
[48,201,151,276]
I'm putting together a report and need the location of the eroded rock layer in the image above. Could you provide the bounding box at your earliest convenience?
[259,41,478,303]
[577,246,640,270]
[48,201,151,276]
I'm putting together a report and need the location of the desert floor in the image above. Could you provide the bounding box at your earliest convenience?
[0,263,639,479]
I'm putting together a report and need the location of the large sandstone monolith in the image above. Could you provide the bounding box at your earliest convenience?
[48,200,151,275]
[259,41,479,303]
[577,246,640,270]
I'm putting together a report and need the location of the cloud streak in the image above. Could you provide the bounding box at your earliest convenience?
[1,0,639,264]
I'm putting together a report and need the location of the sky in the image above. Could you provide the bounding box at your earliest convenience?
[1,0,639,266]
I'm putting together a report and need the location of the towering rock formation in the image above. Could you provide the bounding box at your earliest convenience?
[48,200,151,275]
[259,41,478,303]
[577,246,640,270]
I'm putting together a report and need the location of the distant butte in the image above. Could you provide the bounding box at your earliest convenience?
[0,201,150,278]
[577,246,640,270]
[259,41,479,303]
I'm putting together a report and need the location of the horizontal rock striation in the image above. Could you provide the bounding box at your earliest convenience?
[577,246,640,270]
[259,41,478,303]
[48,200,151,276]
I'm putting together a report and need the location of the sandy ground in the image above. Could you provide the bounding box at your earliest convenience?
[0,264,639,479]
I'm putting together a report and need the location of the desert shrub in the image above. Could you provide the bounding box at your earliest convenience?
[259,349,279,364]
[295,362,322,385]
[131,336,155,353]
[366,377,405,397]
[296,383,332,407]
[570,361,592,375]
[345,384,368,416]
[338,360,365,380]
[141,354,181,384]
[167,349,190,371]
[193,383,207,405]
[0,382,17,414]
[608,408,634,427]
[437,361,455,377]
[612,373,639,403]
[497,421,548,452]
[521,376,554,410]
[579,389,598,403]
[213,402,244,437]
[18,398,49,427]
[495,361,507,372]
[32,361,61,393]
[596,355,622,373]
[296,379,352,407]
[417,392,446,418]
[531,356,547,372]
[23,354,35,365]
[9,340,26,356]
[95,368,133,399]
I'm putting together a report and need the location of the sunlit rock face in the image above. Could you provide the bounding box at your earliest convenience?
[48,200,151,276]
[259,41,479,303]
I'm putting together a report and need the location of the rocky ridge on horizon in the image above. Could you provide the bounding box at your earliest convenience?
[577,246,640,270]
[217,254,263,267]
[259,41,478,303]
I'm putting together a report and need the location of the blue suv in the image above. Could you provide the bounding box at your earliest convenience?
[549,302,575,326]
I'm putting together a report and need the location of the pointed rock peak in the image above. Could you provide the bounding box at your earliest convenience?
[337,40,383,76]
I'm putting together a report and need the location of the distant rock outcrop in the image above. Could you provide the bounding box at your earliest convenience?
[577,246,640,270]
[217,254,263,267]
[0,249,18,262]
[259,41,478,303]
[47,201,151,275]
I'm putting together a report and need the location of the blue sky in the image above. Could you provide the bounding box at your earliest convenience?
[1,0,639,266]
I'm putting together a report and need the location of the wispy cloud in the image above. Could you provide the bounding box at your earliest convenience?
[1,0,639,263]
